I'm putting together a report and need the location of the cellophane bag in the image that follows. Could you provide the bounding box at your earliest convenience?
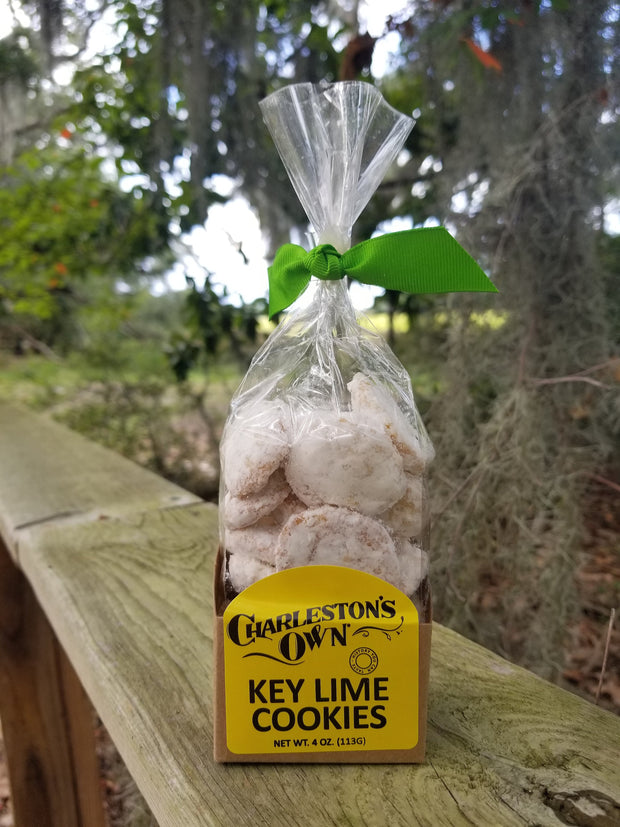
[218,81,434,621]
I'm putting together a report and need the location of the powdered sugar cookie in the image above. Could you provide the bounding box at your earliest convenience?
[224,521,279,565]
[381,473,425,539]
[227,552,275,593]
[265,492,306,526]
[395,539,429,596]
[224,468,291,529]
[221,398,290,497]
[285,410,406,515]
[224,490,306,563]
[275,505,400,584]
[348,372,434,474]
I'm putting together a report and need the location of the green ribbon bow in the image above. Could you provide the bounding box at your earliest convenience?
[268,226,497,318]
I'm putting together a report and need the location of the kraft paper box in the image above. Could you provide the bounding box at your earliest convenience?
[214,548,431,763]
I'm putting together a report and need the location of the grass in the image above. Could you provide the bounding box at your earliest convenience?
[0,352,86,409]
[0,304,504,498]
[0,307,453,437]
[0,304,507,426]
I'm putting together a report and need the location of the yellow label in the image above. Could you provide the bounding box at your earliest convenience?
[223,566,419,755]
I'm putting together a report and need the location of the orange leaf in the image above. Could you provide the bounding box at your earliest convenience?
[463,38,502,73]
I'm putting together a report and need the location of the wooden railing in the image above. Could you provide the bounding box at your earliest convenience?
[0,400,619,827]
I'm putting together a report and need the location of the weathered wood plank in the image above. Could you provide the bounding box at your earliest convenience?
[15,505,620,827]
[0,537,106,827]
[0,403,200,564]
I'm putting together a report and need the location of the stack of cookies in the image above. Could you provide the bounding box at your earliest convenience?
[220,371,433,604]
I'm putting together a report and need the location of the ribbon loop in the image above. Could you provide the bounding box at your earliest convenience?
[304,244,345,281]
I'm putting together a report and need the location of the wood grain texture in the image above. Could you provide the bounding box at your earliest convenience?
[0,402,200,564]
[0,538,106,827]
[1,401,619,826]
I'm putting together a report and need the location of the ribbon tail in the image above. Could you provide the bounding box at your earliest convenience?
[268,268,311,317]
[342,227,498,294]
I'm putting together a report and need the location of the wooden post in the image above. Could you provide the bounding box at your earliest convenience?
[0,538,106,827]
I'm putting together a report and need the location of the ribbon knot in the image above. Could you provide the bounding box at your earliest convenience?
[303,244,345,281]
[268,227,498,318]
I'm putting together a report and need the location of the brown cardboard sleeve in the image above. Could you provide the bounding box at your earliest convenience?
[213,549,431,763]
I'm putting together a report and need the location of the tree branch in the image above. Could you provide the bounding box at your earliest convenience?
[530,375,610,389]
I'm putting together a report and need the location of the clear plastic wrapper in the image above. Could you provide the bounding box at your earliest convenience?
[218,82,434,619]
